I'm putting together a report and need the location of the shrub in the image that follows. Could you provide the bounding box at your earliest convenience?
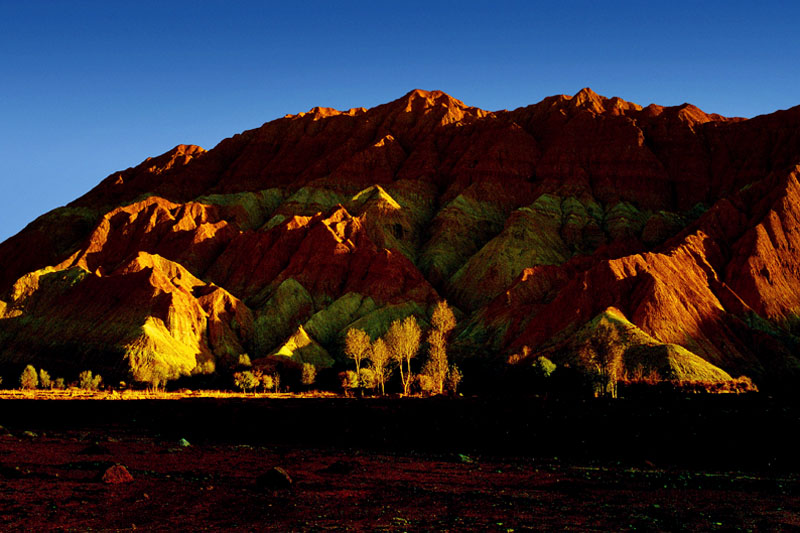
[507,345,532,365]
[78,370,102,391]
[359,367,377,390]
[339,370,358,395]
[20,365,38,390]
[730,375,758,393]
[417,372,436,394]
[54,377,65,390]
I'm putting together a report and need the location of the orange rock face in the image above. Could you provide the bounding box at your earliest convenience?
[2,89,800,387]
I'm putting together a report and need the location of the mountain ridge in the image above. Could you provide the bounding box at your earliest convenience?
[2,88,799,390]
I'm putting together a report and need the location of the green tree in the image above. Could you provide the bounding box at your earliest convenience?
[259,373,274,393]
[78,370,102,391]
[301,363,317,388]
[344,328,371,388]
[20,365,38,390]
[233,371,258,393]
[368,338,392,395]
[386,315,422,396]
[533,356,556,378]
[586,337,622,398]
[38,369,52,389]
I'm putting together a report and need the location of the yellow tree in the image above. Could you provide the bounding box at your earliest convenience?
[386,315,421,395]
[431,300,456,336]
[344,328,371,387]
[422,301,457,394]
[369,337,392,395]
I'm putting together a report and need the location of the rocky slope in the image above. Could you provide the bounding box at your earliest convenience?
[2,88,799,389]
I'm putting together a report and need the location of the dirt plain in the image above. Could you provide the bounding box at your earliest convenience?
[1,395,799,531]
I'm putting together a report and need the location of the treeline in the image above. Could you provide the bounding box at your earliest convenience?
[228,301,463,396]
[9,364,102,391]
[341,301,461,396]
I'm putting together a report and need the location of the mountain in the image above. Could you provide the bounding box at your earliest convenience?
[2,88,799,389]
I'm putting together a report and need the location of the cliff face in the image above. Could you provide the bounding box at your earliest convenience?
[2,88,799,387]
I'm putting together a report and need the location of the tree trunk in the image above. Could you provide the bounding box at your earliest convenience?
[398,362,406,395]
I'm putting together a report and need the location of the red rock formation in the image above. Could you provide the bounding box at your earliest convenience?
[2,88,800,387]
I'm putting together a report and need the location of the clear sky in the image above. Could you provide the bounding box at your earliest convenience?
[1,1,799,243]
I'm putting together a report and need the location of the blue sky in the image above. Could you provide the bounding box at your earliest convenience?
[1,1,799,243]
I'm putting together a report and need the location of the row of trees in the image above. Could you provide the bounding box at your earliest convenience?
[6,303,462,396]
[343,301,462,396]
[232,367,283,393]
[17,365,102,391]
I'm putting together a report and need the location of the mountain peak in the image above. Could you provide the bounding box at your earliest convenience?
[570,87,605,111]
[565,88,643,114]
[397,89,468,111]
[574,87,601,102]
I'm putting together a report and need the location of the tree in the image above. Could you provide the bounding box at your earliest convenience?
[301,363,317,387]
[386,315,421,395]
[445,365,463,395]
[420,301,457,395]
[252,369,264,393]
[359,367,377,391]
[587,337,622,398]
[339,370,358,396]
[20,365,38,390]
[421,329,449,395]
[54,378,65,390]
[344,328,371,387]
[149,366,168,392]
[38,369,52,389]
[259,373,274,393]
[430,300,456,336]
[238,354,252,368]
[78,370,102,391]
[368,337,392,395]
[532,356,557,379]
[233,371,258,393]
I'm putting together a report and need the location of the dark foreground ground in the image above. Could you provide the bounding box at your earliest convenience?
[1,395,799,531]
